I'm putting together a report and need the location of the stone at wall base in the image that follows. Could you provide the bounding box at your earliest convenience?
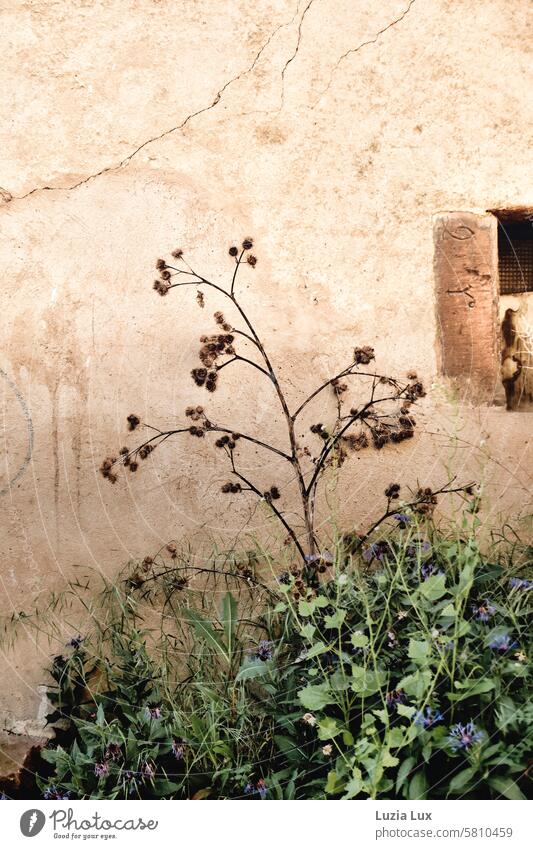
[0,732,48,798]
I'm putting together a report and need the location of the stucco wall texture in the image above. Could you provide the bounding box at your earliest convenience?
[1,0,532,737]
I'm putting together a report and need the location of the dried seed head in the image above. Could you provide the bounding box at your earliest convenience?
[246,254,257,268]
[160,269,171,280]
[196,291,205,308]
[127,414,141,431]
[354,346,375,365]
[171,249,184,259]
[153,279,170,296]
[129,461,138,472]
[242,238,253,250]
[155,258,166,271]
[228,246,238,257]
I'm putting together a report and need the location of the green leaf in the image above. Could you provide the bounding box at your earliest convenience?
[325,770,345,795]
[324,609,346,629]
[399,669,432,700]
[488,776,526,800]
[298,683,333,710]
[419,573,447,601]
[273,601,287,613]
[185,608,229,665]
[221,591,237,660]
[408,771,427,800]
[343,769,364,799]
[300,623,316,640]
[408,639,430,664]
[318,716,343,740]
[350,632,369,648]
[305,641,329,659]
[298,599,316,616]
[381,750,399,768]
[448,678,495,701]
[314,595,330,608]
[440,603,455,618]
[396,703,416,719]
[396,757,415,793]
[448,767,476,795]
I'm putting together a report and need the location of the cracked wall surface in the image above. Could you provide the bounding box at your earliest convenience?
[1,0,532,734]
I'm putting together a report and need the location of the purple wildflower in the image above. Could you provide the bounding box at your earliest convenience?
[414,707,444,729]
[43,785,71,800]
[448,721,483,751]
[393,513,411,527]
[244,779,267,799]
[145,705,162,720]
[386,689,406,710]
[471,600,495,622]
[363,541,392,563]
[140,761,155,780]
[94,762,109,779]
[254,640,274,661]
[420,561,443,581]
[104,743,122,761]
[407,540,431,557]
[172,739,185,760]
[276,571,291,585]
[509,577,533,591]
[489,634,517,653]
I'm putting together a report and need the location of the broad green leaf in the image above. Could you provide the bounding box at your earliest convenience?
[381,750,399,768]
[324,608,346,629]
[396,703,416,719]
[318,716,343,740]
[343,769,364,799]
[448,679,495,701]
[298,683,333,710]
[351,632,369,648]
[399,669,432,700]
[298,599,316,617]
[448,767,476,795]
[325,770,345,795]
[408,639,430,664]
[300,623,316,640]
[488,776,526,800]
[305,641,329,659]
[314,595,330,608]
[396,757,415,793]
[408,771,427,800]
[419,573,447,601]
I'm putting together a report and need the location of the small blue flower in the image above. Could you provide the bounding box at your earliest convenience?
[509,577,533,591]
[448,721,483,751]
[420,562,443,581]
[471,600,496,622]
[145,705,162,720]
[244,779,267,799]
[94,761,109,779]
[414,707,444,729]
[254,640,274,661]
[172,739,185,760]
[489,634,517,653]
[43,785,71,800]
[393,513,411,527]
[386,689,406,709]
[363,541,392,563]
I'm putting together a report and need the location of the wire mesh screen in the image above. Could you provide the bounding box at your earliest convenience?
[498,220,533,294]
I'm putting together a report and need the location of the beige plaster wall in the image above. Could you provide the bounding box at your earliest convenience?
[1,0,532,734]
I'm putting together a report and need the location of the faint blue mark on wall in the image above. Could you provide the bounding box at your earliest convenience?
[0,367,34,496]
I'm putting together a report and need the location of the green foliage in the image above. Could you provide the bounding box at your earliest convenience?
[29,522,533,800]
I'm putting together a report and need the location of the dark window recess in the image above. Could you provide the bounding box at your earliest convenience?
[498,220,533,294]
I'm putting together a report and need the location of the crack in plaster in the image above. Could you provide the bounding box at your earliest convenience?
[279,0,317,105]
[312,0,418,107]
[3,4,302,204]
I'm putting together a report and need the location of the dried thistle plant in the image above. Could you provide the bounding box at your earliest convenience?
[102,238,467,578]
